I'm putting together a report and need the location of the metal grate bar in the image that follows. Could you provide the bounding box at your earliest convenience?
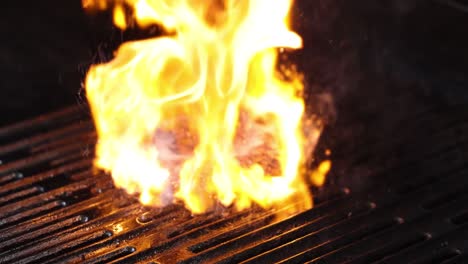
[0,106,88,143]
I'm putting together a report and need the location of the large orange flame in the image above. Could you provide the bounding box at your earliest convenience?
[83,0,329,214]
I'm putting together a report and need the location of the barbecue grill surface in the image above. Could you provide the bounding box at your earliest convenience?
[0,89,467,264]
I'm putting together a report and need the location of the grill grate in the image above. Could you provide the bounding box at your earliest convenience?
[0,100,467,264]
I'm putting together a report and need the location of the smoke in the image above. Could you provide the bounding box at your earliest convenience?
[288,0,467,192]
[303,0,467,96]
[80,0,468,195]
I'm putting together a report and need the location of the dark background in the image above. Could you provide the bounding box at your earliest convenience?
[0,0,466,127]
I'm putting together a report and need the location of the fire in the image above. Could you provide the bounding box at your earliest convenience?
[83,0,329,214]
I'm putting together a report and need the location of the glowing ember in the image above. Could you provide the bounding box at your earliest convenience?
[83,0,330,214]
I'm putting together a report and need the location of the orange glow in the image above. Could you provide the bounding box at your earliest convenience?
[310,160,331,186]
[113,4,127,29]
[84,0,330,214]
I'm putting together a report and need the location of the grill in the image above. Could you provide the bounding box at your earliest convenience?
[1,89,467,264]
[2,1,468,263]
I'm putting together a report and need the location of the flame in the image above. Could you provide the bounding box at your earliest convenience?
[83,0,329,214]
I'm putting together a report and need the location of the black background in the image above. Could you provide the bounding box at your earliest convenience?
[0,0,466,127]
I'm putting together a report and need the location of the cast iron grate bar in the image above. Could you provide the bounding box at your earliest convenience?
[0,100,466,263]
